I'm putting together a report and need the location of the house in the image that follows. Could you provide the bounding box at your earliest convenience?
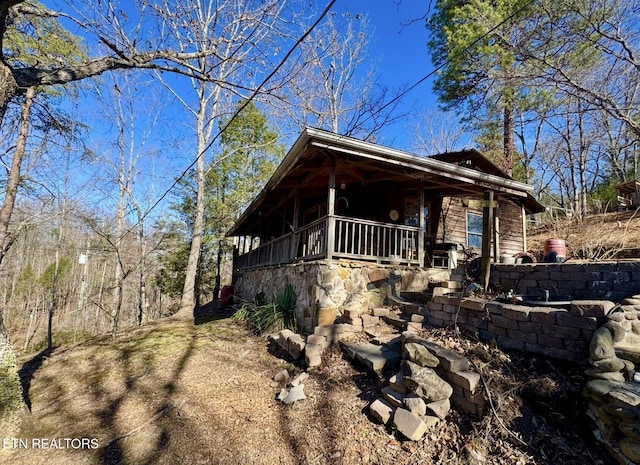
[227,128,544,332]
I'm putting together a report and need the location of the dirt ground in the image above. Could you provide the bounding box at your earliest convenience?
[1,306,618,465]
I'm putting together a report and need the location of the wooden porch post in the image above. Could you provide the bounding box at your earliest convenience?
[480,190,495,291]
[521,204,527,252]
[290,191,300,260]
[326,160,336,260]
[418,180,425,267]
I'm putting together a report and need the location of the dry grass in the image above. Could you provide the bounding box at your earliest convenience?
[1,310,616,465]
[528,209,640,260]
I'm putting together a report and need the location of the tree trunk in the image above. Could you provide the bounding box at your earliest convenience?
[0,312,26,431]
[503,105,515,177]
[0,85,34,265]
[0,59,18,123]
[177,100,207,317]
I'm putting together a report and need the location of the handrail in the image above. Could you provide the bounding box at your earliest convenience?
[235,215,422,270]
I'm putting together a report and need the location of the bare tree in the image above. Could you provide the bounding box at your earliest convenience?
[154,0,306,315]
[411,109,468,156]
[275,12,402,139]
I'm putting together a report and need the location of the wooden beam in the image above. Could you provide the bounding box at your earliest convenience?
[480,191,494,291]
[418,180,425,267]
[326,159,336,260]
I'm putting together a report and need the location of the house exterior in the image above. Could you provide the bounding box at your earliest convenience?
[227,128,544,332]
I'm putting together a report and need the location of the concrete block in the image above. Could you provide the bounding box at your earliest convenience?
[382,385,408,408]
[393,408,428,441]
[447,370,481,393]
[370,398,395,425]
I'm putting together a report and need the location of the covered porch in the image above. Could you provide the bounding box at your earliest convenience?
[228,128,543,277]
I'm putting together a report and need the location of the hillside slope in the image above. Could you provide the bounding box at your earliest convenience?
[3,310,615,465]
[527,209,640,260]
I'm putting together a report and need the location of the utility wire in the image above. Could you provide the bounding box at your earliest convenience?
[123,0,534,239]
[364,0,539,125]
[122,0,337,238]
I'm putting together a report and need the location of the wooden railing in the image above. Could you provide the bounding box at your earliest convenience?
[234,215,421,270]
[333,216,420,264]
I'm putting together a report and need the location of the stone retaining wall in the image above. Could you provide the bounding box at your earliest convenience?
[235,261,450,333]
[425,296,615,364]
[491,261,640,302]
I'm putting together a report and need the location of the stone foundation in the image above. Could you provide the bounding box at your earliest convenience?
[234,261,450,333]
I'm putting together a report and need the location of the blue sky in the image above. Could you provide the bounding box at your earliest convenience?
[339,1,440,147]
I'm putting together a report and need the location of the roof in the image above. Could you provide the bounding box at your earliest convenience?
[227,128,545,236]
[614,180,640,195]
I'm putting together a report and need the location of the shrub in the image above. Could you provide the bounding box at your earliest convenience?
[232,284,296,334]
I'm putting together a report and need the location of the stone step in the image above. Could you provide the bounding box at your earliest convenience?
[382,314,409,331]
[387,294,421,314]
[342,342,402,372]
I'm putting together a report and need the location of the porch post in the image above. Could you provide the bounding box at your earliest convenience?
[480,190,495,291]
[521,204,527,252]
[290,191,300,260]
[326,159,336,260]
[418,180,425,267]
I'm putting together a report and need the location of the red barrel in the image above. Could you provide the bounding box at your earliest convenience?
[220,285,234,308]
[544,238,566,259]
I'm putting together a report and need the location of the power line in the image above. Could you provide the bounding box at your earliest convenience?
[365,0,539,126]
[123,0,337,238]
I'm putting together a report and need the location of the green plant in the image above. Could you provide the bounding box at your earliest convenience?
[232,284,297,334]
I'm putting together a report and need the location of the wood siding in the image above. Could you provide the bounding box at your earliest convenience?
[436,195,525,262]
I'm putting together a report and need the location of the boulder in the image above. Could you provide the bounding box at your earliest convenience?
[402,360,453,402]
[404,342,439,368]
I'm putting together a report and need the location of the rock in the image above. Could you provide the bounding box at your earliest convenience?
[381,386,408,408]
[584,369,626,383]
[426,398,451,420]
[276,388,289,401]
[404,342,439,368]
[402,360,453,402]
[589,327,617,361]
[620,438,640,463]
[393,408,428,441]
[620,423,640,441]
[584,379,619,397]
[369,398,395,425]
[389,371,409,394]
[290,372,309,387]
[273,369,290,384]
[282,384,306,404]
[591,357,626,373]
[403,396,426,416]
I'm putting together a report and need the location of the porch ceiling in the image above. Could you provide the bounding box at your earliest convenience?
[227,128,544,237]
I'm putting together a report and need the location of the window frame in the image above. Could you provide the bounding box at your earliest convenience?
[466,212,483,248]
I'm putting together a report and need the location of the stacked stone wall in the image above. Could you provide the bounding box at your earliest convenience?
[491,261,640,302]
[426,296,614,364]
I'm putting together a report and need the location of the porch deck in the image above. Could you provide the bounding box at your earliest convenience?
[235,215,423,270]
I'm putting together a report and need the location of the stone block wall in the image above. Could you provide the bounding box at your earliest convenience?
[234,261,450,333]
[425,295,615,364]
[491,261,640,302]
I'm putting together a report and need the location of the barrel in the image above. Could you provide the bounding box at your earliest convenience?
[544,238,566,259]
[220,285,234,308]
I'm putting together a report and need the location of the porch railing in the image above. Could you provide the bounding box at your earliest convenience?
[333,216,420,264]
[234,215,421,270]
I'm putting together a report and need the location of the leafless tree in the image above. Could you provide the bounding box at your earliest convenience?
[273,12,403,140]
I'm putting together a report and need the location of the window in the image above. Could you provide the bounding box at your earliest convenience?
[466,212,483,248]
